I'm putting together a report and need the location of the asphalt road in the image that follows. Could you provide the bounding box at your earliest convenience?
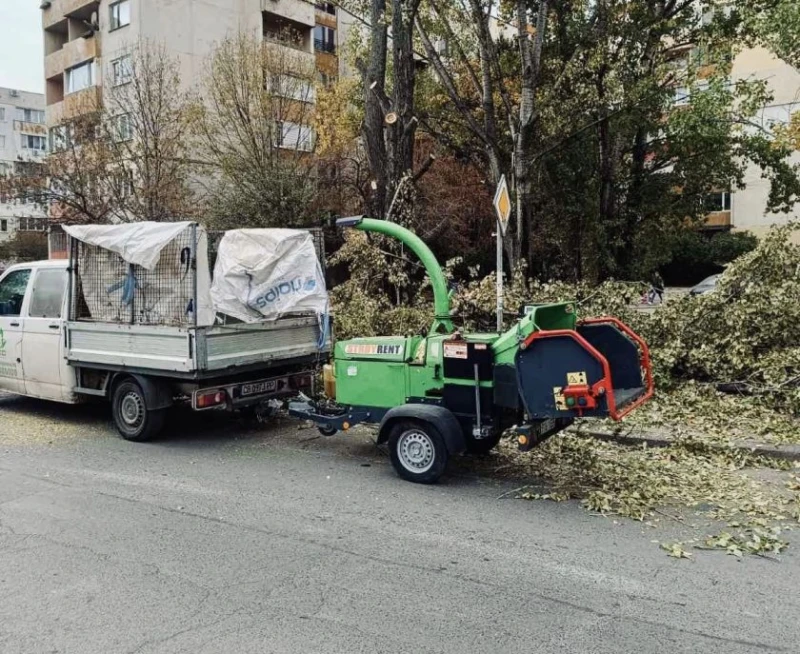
[1,394,798,654]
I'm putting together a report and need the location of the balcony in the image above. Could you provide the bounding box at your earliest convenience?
[263,12,313,54]
[704,211,732,230]
[261,0,315,28]
[314,38,336,55]
[46,86,101,127]
[13,121,47,136]
[44,35,97,80]
[315,4,337,29]
[42,0,100,30]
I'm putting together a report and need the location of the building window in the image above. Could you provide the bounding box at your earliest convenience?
[113,113,133,141]
[18,217,47,232]
[705,191,731,213]
[316,2,336,14]
[0,135,5,149]
[66,61,95,94]
[16,108,45,124]
[120,175,135,199]
[1,219,7,232]
[314,26,336,54]
[49,126,69,152]
[21,134,47,151]
[673,86,689,106]
[0,108,5,121]
[110,0,131,31]
[111,55,133,86]
[275,121,314,152]
[270,75,315,103]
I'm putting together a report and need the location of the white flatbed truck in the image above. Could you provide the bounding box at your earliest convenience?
[0,256,327,441]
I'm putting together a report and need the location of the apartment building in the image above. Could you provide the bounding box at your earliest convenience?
[41,0,356,146]
[0,87,48,246]
[728,47,800,237]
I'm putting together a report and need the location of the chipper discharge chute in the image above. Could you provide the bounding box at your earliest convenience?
[291,216,654,484]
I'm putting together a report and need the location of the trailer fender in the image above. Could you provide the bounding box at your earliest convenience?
[111,373,174,411]
[378,405,466,455]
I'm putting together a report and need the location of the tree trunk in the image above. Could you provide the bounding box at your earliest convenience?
[361,0,389,218]
[514,0,548,273]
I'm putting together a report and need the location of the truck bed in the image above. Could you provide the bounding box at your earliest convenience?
[65,317,327,378]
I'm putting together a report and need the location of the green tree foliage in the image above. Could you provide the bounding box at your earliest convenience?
[415,0,800,280]
[743,0,800,69]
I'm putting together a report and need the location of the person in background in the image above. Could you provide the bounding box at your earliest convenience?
[649,270,665,304]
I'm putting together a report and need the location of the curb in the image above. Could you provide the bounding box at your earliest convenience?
[577,428,800,462]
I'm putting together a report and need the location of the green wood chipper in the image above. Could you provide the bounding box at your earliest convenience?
[290,216,654,483]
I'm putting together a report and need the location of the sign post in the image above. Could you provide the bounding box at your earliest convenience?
[493,175,511,332]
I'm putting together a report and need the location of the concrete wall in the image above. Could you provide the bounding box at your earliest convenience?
[730,47,800,236]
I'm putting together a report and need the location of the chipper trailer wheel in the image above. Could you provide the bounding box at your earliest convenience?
[388,420,448,484]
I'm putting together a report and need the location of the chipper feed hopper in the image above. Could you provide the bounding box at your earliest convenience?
[291,217,653,483]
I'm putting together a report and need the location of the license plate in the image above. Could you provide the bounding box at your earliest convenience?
[240,380,278,396]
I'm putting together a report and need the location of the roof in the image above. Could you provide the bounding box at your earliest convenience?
[3,259,68,273]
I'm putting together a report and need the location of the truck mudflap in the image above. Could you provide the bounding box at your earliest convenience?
[515,317,654,421]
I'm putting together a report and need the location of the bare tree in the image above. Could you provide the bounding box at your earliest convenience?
[2,41,196,225]
[356,0,434,221]
[2,108,121,225]
[104,39,197,222]
[195,33,319,228]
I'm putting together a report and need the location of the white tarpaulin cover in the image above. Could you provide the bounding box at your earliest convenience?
[63,222,195,270]
[211,229,328,322]
[63,222,215,327]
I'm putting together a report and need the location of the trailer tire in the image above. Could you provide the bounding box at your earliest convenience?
[112,379,167,442]
[388,420,448,484]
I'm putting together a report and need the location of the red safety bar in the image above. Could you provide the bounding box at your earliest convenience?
[521,318,655,421]
[579,316,655,420]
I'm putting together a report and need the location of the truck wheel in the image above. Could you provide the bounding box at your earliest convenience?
[112,379,166,442]
[388,421,448,484]
[465,431,503,455]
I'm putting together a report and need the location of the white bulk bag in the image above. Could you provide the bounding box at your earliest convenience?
[210,229,327,322]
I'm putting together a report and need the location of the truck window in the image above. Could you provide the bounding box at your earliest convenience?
[28,269,68,319]
[0,269,31,316]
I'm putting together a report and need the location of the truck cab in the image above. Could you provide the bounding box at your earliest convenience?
[0,260,72,402]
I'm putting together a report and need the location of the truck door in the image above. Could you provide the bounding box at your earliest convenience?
[21,267,69,401]
[0,267,32,395]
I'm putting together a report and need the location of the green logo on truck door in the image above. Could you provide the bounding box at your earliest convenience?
[0,327,6,355]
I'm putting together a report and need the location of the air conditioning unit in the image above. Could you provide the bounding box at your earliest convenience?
[9,90,19,97]
[40,1,52,8]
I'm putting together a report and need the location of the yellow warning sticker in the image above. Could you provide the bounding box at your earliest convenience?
[567,371,587,385]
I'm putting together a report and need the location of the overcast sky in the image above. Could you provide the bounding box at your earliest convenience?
[0,0,45,93]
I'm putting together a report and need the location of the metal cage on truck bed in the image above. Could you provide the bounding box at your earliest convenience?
[64,224,329,379]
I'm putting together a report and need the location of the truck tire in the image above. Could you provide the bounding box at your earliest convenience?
[388,420,448,484]
[112,379,167,442]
